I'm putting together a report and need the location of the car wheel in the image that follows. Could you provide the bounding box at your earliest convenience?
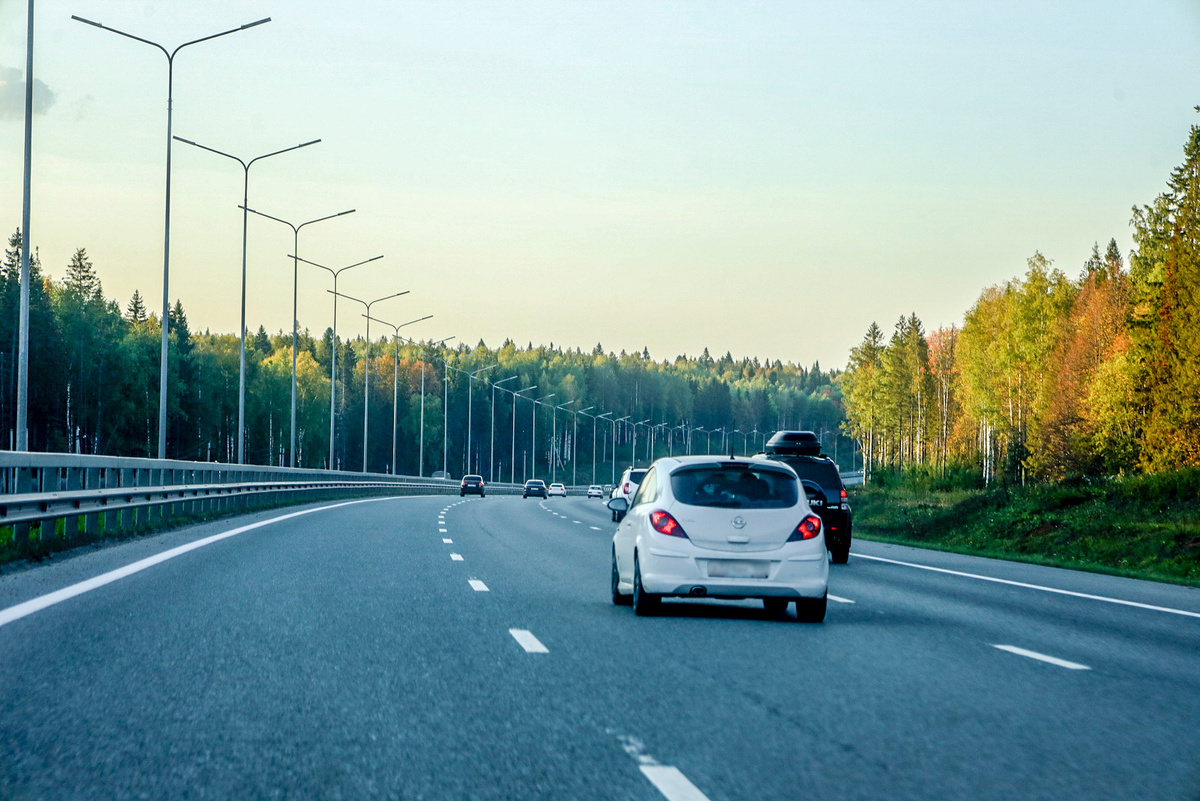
[612,549,631,606]
[480,492,485,498]
[795,594,827,623]
[830,547,849,564]
[632,554,659,616]
[762,597,789,616]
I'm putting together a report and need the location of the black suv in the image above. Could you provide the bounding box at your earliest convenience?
[460,475,485,497]
[759,431,852,563]
[523,479,548,499]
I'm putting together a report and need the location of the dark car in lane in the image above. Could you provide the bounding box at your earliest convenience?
[460,475,485,497]
[523,479,548,499]
[758,430,853,563]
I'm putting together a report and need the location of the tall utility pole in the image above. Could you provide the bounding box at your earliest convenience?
[510,386,537,484]
[15,0,34,451]
[490,376,519,482]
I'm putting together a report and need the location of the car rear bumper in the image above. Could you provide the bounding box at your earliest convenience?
[638,543,828,599]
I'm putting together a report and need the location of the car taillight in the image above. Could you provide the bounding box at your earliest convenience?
[840,488,848,499]
[623,482,630,494]
[788,514,822,541]
[461,481,466,487]
[649,510,687,538]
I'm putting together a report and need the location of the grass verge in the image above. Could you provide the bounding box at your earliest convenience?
[850,469,1200,587]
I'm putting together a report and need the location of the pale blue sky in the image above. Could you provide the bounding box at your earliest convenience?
[2,1,1199,368]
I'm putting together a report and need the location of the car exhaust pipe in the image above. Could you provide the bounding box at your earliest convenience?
[690,586,707,596]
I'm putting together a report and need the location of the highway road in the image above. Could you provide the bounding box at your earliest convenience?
[1,494,1198,799]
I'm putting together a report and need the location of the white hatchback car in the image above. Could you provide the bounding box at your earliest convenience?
[608,456,829,622]
[548,483,568,497]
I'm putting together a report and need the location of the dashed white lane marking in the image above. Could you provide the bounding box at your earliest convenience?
[640,766,711,801]
[851,553,1200,619]
[828,594,855,604]
[439,528,448,533]
[508,629,549,653]
[443,538,453,544]
[0,497,406,629]
[993,644,1090,670]
[469,580,489,592]
[612,732,710,801]
[451,553,464,561]
[590,526,602,531]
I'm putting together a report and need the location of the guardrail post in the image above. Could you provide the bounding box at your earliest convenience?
[84,467,101,537]
[64,466,83,543]
[118,468,134,530]
[13,465,34,550]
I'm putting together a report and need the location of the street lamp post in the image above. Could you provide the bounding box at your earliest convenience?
[242,205,354,467]
[465,364,497,477]
[293,254,383,469]
[328,289,409,473]
[532,394,556,480]
[72,13,270,459]
[552,400,576,484]
[632,419,649,468]
[490,376,519,482]
[416,336,453,477]
[573,406,594,487]
[612,416,630,482]
[15,0,33,452]
[364,314,433,474]
[510,386,537,484]
[595,412,612,484]
[174,135,320,464]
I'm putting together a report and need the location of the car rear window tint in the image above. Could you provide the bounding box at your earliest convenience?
[773,457,842,489]
[670,466,798,509]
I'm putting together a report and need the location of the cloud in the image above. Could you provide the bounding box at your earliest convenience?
[0,65,58,121]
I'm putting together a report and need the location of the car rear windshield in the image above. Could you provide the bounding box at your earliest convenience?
[772,457,842,490]
[670,465,798,509]
[465,475,482,481]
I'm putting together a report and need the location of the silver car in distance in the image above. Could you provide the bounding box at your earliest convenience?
[608,456,829,622]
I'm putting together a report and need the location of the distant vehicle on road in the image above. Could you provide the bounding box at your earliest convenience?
[602,484,613,497]
[587,485,604,498]
[611,468,647,521]
[523,479,548,499]
[460,475,485,497]
[548,483,567,497]
[431,470,451,480]
[758,430,853,563]
[608,455,828,621]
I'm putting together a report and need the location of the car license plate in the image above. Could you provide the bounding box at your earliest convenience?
[707,560,769,579]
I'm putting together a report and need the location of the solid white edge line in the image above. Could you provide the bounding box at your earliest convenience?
[508,628,549,653]
[827,594,855,604]
[851,553,1200,619]
[640,765,711,801]
[0,496,401,629]
[468,579,489,592]
[994,644,1090,670]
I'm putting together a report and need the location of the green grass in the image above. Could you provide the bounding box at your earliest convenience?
[850,468,1200,586]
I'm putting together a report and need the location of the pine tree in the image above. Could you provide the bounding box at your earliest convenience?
[127,290,147,323]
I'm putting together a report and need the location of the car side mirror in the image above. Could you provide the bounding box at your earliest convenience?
[607,497,628,512]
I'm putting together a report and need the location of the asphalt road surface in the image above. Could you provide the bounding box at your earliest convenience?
[1,494,1198,800]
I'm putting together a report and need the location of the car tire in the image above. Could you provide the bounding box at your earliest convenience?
[795,594,827,623]
[762,597,789,616]
[632,554,659,616]
[612,549,632,606]
[830,547,849,564]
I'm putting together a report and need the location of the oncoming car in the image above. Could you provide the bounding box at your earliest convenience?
[523,479,547,498]
[548,483,567,497]
[608,456,828,622]
[587,485,604,498]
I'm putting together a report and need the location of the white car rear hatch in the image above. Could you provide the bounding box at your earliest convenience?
[666,462,806,553]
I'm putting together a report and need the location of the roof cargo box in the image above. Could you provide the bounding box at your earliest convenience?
[764,430,822,456]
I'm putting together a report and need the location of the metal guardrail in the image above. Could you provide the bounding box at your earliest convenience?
[0,452,533,547]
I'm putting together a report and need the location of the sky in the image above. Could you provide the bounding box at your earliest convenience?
[2,1,1199,370]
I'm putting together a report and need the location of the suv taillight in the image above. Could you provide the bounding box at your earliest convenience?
[840,488,847,499]
[788,514,822,541]
[650,510,687,538]
[623,482,630,494]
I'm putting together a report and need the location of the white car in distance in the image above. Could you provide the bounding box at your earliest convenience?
[608,456,829,622]
[587,485,604,498]
[548,483,568,497]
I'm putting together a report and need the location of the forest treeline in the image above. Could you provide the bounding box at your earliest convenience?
[842,119,1200,483]
[0,234,846,479]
